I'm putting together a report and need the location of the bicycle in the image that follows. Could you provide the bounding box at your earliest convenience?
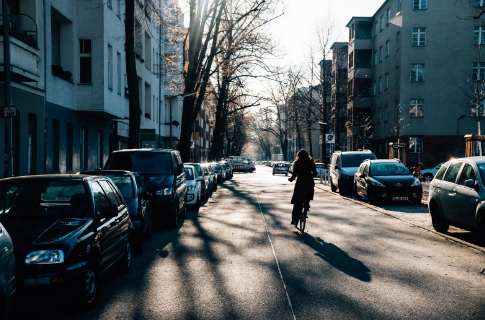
[295,190,310,233]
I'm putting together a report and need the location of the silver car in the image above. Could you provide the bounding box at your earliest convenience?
[428,157,485,238]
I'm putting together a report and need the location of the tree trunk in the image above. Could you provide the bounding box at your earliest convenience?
[125,0,141,149]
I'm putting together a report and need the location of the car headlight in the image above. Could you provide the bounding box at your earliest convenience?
[411,178,421,187]
[187,185,195,191]
[25,249,65,265]
[155,187,173,196]
[367,177,386,187]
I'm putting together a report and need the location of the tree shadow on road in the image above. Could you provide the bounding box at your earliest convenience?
[298,233,372,282]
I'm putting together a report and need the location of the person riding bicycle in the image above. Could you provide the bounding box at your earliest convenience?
[288,149,317,225]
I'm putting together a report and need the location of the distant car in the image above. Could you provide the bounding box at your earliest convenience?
[315,163,326,177]
[0,222,15,319]
[272,162,289,176]
[79,170,152,253]
[0,174,132,308]
[420,162,445,182]
[354,159,422,204]
[428,157,485,238]
[211,163,226,182]
[203,163,217,192]
[184,165,202,209]
[288,162,295,174]
[185,163,210,200]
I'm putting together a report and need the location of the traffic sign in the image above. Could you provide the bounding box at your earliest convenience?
[326,133,335,144]
[0,106,17,118]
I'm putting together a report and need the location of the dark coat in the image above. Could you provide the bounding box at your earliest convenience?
[289,158,317,204]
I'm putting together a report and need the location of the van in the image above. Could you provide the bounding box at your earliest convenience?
[104,149,186,229]
[329,150,376,194]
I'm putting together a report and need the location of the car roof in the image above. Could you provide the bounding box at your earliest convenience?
[0,174,105,183]
[79,170,135,176]
[110,148,176,154]
[449,156,485,164]
[365,159,401,164]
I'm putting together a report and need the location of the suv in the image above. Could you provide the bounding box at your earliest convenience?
[329,150,376,194]
[104,149,186,229]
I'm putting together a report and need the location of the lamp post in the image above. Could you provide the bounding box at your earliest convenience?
[318,121,327,163]
[164,92,196,149]
[456,114,466,157]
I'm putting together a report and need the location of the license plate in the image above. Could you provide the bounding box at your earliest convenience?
[392,196,408,201]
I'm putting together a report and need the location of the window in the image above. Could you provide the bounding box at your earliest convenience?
[373,81,377,96]
[379,46,383,62]
[373,50,377,66]
[396,31,400,50]
[476,0,485,7]
[385,73,389,90]
[458,163,477,186]
[443,162,462,183]
[409,137,423,153]
[395,66,400,84]
[410,64,424,82]
[412,28,426,46]
[380,15,384,31]
[379,77,383,93]
[145,82,151,119]
[107,0,112,9]
[473,26,485,45]
[471,102,485,117]
[108,44,113,89]
[472,63,485,81]
[117,52,122,94]
[409,99,424,117]
[79,39,92,84]
[374,21,378,37]
[387,8,391,24]
[413,0,427,9]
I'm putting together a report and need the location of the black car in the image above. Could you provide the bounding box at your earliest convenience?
[354,159,422,204]
[0,174,132,308]
[80,170,152,253]
[104,149,187,229]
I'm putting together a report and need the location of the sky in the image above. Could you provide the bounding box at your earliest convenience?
[269,0,384,66]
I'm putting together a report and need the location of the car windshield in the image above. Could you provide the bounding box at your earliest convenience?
[0,180,90,218]
[106,152,172,175]
[184,167,195,180]
[341,154,375,167]
[370,163,411,176]
[107,176,134,199]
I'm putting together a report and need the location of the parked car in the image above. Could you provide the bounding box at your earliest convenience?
[184,165,202,209]
[221,161,233,178]
[184,163,209,201]
[201,163,216,193]
[315,162,326,178]
[0,222,15,319]
[329,150,377,194]
[428,157,485,238]
[288,162,295,174]
[272,162,289,176]
[79,170,152,253]
[211,163,226,183]
[420,162,445,182]
[354,159,422,204]
[0,174,132,308]
[206,163,219,189]
[104,149,187,229]
[202,163,217,193]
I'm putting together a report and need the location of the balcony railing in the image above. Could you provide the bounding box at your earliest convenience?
[0,13,38,49]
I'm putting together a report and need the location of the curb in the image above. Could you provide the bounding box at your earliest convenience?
[315,184,485,254]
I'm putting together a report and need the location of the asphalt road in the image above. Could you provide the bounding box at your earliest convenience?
[9,165,485,319]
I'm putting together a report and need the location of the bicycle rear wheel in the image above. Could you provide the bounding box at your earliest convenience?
[298,207,306,233]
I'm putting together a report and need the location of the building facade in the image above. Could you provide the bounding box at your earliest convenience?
[0,0,199,176]
[345,0,482,167]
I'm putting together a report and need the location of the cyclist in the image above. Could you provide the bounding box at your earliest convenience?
[288,149,317,225]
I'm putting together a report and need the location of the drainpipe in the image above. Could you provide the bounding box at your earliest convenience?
[2,0,12,177]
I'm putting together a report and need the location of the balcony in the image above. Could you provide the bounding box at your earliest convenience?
[0,13,40,82]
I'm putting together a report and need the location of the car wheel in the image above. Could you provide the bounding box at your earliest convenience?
[78,259,99,309]
[423,173,433,182]
[120,241,132,273]
[330,181,337,192]
[429,202,449,233]
[143,219,152,240]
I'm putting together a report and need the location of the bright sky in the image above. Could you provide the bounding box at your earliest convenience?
[270,0,384,66]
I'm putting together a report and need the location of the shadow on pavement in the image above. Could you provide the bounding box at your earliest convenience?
[297,233,372,282]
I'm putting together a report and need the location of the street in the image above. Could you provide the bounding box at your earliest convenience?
[9,165,485,319]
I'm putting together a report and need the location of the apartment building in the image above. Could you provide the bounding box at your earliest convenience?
[346,0,482,167]
[0,0,188,176]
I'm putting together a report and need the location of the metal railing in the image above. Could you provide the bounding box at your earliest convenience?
[0,13,38,48]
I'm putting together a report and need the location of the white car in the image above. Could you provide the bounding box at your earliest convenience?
[184,165,202,208]
[420,162,445,181]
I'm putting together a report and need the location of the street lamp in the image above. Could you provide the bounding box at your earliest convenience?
[164,92,196,149]
[456,114,466,157]
[318,122,327,163]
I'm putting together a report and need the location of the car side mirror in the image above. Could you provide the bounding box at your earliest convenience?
[465,179,479,191]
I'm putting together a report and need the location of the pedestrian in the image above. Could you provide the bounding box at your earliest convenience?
[288,149,317,225]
